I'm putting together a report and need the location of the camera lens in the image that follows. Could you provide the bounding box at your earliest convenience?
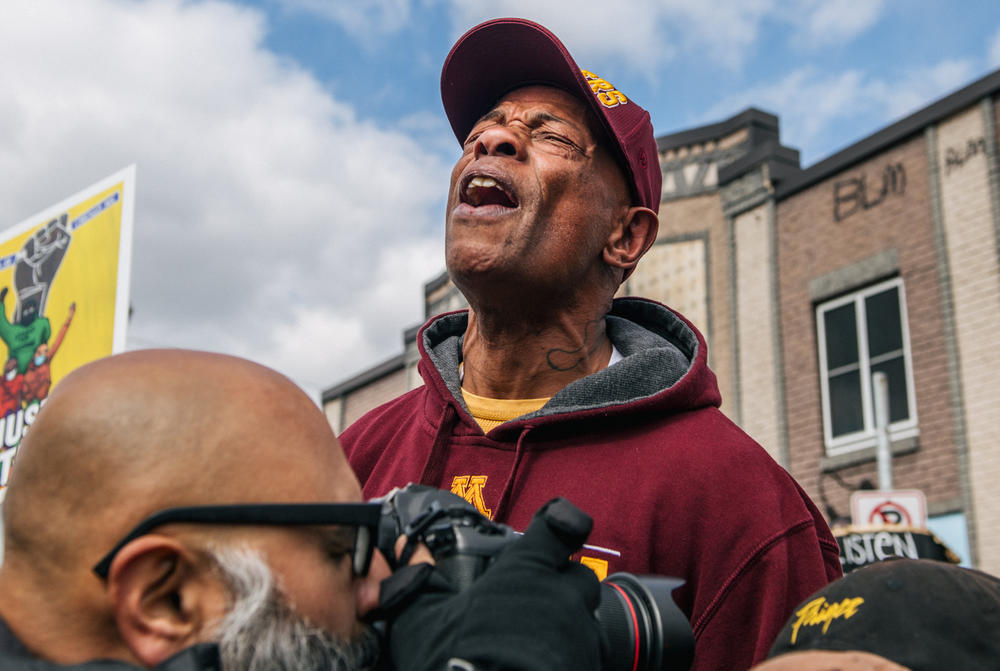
[596,574,693,671]
[376,487,694,670]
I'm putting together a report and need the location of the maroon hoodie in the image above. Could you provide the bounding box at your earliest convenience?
[342,297,842,670]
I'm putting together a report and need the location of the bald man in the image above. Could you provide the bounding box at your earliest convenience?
[0,349,387,669]
[751,651,909,670]
[0,349,606,671]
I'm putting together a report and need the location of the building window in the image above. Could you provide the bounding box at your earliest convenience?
[816,278,918,455]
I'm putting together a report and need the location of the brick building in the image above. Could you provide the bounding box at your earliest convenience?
[323,68,1000,572]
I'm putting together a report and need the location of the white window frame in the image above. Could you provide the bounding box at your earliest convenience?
[816,277,919,456]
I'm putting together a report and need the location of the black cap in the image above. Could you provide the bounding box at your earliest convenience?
[767,558,1000,670]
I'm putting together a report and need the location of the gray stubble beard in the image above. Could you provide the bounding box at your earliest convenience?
[209,546,381,671]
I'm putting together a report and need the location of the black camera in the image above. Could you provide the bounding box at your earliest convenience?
[376,484,693,671]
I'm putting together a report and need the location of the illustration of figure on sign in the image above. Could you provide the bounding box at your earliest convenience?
[22,302,75,407]
[0,214,72,375]
[0,212,76,461]
[0,358,23,418]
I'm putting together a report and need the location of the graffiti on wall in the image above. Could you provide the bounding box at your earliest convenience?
[833,162,906,222]
[944,137,987,176]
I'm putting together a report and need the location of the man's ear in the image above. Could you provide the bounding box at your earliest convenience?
[602,206,659,275]
[105,535,228,667]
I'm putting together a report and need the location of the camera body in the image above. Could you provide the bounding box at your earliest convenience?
[376,481,516,590]
[376,484,694,671]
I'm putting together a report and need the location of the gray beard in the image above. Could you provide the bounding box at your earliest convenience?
[209,546,381,671]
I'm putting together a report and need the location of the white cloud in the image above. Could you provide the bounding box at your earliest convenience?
[442,0,781,76]
[264,236,443,396]
[271,0,891,84]
[265,306,374,395]
[0,0,450,399]
[988,27,1000,68]
[705,57,975,165]
[439,0,894,78]
[789,0,887,48]
[443,1,676,76]
[704,66,869,163]
[274,0,412,39]
[870,59,974,119]
[272,0,792,79]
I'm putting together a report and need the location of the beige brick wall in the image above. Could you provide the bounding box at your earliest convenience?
[323,397,343,433]
[639,192,736,417]
[627,238,708,337]
[776,135,960,526]
[935,103,1000,572]
[340,367,408,431]
[734,203,782,461]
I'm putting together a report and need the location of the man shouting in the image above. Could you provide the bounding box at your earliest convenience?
[342,18,842,670]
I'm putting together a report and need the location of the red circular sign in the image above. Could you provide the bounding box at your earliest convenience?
[869,501,912,526]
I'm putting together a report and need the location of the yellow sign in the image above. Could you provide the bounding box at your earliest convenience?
[0,166,135,496]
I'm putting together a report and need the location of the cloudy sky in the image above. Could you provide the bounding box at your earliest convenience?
[1,0,998,402]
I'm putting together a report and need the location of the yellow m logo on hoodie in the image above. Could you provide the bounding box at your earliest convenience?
[451,475,492,519]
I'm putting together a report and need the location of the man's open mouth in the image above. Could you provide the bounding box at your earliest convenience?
[461,175,518,208]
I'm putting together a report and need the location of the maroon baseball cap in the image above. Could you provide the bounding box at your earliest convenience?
[440,18,662,214]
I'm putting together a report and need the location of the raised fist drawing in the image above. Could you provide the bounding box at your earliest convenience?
[13,214,71,324]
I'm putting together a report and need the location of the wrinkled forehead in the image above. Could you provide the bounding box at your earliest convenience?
[486,84,610,147]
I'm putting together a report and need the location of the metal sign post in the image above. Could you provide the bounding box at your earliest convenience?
[873,371,892,490]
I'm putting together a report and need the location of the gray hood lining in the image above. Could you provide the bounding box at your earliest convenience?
[422,299,697,422]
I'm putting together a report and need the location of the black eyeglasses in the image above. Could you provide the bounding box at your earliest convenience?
[92,503,383,579]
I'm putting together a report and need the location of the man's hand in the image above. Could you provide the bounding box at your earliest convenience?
[378,498,603,671]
